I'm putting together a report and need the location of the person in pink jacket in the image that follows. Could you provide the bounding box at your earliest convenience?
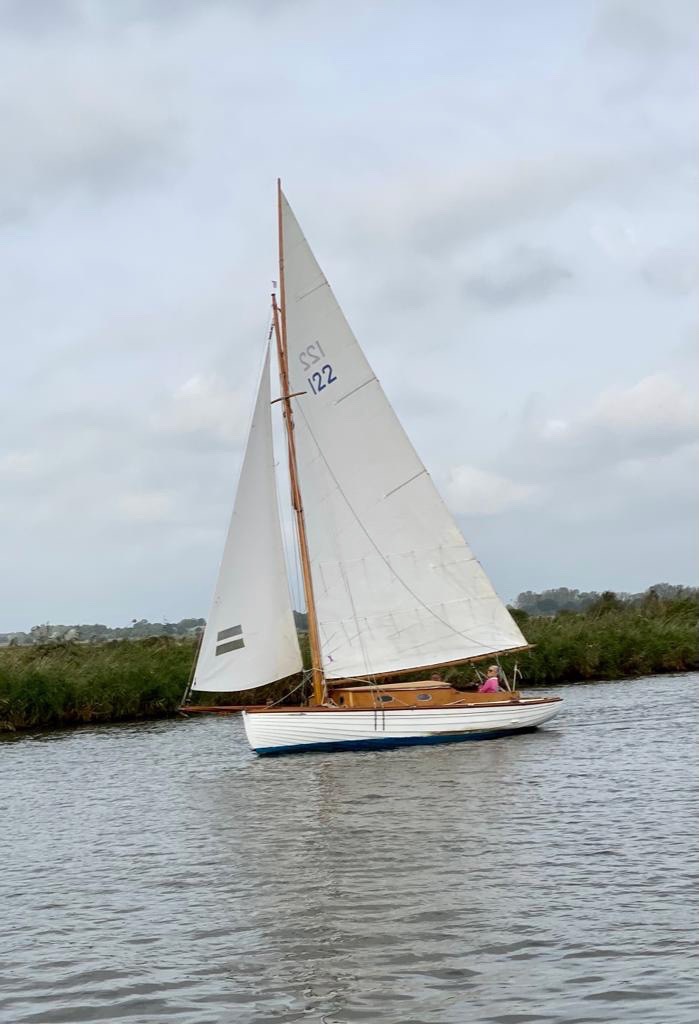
[479,665,501,693]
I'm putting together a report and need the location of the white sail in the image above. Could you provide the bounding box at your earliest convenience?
[191,346,302,693]
[281,192,527,680]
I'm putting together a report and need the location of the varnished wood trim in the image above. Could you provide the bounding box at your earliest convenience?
[238,696,562,714]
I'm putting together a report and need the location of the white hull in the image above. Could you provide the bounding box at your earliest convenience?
[242,698,561,755]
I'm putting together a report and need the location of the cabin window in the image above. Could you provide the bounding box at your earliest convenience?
[417,693,432,701]
[379,694,393,703]
[338,695,345,705]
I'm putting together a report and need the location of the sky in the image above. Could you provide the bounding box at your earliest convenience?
[1,0,697,631]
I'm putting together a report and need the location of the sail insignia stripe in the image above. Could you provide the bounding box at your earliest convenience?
[216,638,245,656]
[217,625,242,642]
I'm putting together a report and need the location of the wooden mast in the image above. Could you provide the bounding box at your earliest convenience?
[273,178,326,706]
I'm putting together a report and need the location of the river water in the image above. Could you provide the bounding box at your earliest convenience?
[1,673,697,1024]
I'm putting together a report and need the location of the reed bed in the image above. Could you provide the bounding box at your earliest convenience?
[455,596,699,688]
[0,638,192,731]
[0,596,696,731]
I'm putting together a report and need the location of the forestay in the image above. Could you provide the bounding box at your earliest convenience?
[191,347,302,693]
[281,192,527,680]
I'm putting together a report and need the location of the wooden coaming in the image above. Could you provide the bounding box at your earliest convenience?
[326,680,521,710]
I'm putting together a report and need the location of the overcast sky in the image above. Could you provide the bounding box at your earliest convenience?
[1,0,697,631]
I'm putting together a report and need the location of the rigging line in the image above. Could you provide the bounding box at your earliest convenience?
[180,628,204,706]
[291,510,304,616]
[337,555,377,687]
[287,474,304,615]
[275,476,300,612]
[294,400,510,653]
[274,450,299,615]
[269,317,305,617]
[270,323,303,618]
[281,483,297,610]
[264,671,310,707]
[325,484,377,688]
[285,455,304,614]
[283,475,304,621]
[379,599,506,641]
[323,626,368,660]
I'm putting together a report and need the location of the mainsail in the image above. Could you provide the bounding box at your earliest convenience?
[280,191,527,680]
[191,346,302,693]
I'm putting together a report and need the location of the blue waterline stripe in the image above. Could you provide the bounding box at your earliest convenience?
[253,724,538,757]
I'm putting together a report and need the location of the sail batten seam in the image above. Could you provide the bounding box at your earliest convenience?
[334,377,377,405]
[383,469,427,500]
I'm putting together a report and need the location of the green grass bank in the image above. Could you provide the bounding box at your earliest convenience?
[1,594,696,731]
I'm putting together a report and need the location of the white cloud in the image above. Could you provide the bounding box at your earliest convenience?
[152,374,249,448]
[0,452,40,481]
[0,36,181,220]
[446,465,540,518]
[117,490,175,524]
[592,372,697,435]
[594,0,697,61]
[461,245,573,308]
[641,243,698,296]
[343,149,648,263]
[518,373,698,479]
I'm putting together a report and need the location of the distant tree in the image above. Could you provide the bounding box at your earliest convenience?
[515,587,661,617]
[508,607,530,626]
[588,591,624,616]
[516,588,592,615]
[293,610,309,632]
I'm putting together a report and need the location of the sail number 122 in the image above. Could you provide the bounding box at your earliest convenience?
[299,342,337,396]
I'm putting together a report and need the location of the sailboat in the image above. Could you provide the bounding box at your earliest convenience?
[184,181,562,755]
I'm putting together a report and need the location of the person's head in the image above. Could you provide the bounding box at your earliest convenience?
[430,672,442,681]
[487,664,499,678]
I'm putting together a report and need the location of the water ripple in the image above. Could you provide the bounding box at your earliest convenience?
[1,673,698,1023]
